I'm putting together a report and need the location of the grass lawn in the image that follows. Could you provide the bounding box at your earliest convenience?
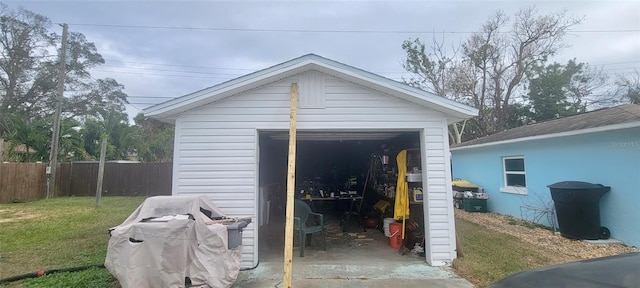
[453,217,556,287]
[0,196,145,287]
[1,197,564,288]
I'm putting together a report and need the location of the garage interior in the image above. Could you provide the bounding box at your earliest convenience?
[258,130,428,261]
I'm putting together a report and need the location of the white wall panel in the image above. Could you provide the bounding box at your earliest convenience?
[177,163,254,171]
[422,120,456,266]
[179,149,254,157]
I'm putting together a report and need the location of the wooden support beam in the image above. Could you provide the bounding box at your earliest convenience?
[282,83,298,288]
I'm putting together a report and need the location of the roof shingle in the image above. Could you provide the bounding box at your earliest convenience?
[453,104,640,148]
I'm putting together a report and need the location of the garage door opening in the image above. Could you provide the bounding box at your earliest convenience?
[257,130,427,262]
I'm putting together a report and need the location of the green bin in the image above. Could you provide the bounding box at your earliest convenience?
[463,198,487,213]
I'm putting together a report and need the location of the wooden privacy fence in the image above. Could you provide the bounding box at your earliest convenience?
[0,162,173,203]
[0,163,47,203]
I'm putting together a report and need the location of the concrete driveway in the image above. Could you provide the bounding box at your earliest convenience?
[234,260,473,288]
[233,214,474,288]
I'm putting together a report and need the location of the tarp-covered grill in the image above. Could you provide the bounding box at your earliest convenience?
[105,195,251,288]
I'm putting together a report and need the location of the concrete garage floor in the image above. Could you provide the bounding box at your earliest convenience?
[233,211,474,288]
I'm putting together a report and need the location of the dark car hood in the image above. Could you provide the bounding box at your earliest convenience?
[488,252,640,288]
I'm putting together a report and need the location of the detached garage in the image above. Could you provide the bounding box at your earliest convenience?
[144,54,477,268]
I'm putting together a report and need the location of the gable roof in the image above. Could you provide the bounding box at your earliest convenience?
[452,104,640,150]
[143,54,478,122]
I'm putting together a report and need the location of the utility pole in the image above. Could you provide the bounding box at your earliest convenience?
[95,134,108,207]
[0,137,4,162]
[47,23,68,199]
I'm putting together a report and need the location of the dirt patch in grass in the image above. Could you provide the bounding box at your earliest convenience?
[0,209,42,223]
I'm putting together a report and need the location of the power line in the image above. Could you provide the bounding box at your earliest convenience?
[101,63,410,78]
[100,64,243,76]
[69,23,481,34]
[91,69,235,79]
[104,59,255,71]
[127,103,145,113]
[97,63,638,78]
[102,58,640,76]
[102,60,408,75]
[92,63,637,81]
[128,102,164,105]
[128,95,175,99]
[69,23,640,34]
[600,67,640,72]
[594,60,640,66]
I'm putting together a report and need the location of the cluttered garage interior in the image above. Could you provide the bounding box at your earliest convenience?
[257,130,430,260]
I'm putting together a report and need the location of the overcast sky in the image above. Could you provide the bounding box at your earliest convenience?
[6,0,640,119]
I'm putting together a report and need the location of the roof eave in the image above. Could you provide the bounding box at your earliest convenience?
[451,121,640,151]
[144,54,478,120]
[309,63,478,120]
[143,56,316,118]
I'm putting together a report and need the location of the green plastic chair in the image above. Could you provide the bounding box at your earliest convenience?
[294,199,326,257]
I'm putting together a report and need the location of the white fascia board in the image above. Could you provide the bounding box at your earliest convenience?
[451,121,640,151]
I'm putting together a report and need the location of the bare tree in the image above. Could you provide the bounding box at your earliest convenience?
[613,69,640,104]
[403,7,581,142]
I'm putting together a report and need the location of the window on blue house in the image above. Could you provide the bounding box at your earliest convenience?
[501,156,527,194]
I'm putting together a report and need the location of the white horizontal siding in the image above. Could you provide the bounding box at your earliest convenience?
[178,186,254,194]
[180,120,442,130]
[180,113,436,124]
[180,135,255,143]
[177,163,254,171]
[428,199,450,209]
[179,142,255,150]
[178,170,254,179]
[173,118,258,268]
[173,71,454,268]
[180,128,255,136]
[179,150,254,158]
[422,121,456,266]
[299,70,325,108]
[427,192,448,201]
[178,178,255,186]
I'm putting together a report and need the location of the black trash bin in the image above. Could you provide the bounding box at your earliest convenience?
[548,181,611,240]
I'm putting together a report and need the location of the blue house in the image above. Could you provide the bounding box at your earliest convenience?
[451,104,640,248]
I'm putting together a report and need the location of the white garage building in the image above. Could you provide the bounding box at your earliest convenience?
[144,54,477,268]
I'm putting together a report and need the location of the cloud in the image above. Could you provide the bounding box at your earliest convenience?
[8,0,639,119]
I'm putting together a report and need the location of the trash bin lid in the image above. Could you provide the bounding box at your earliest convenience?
[548,181,610,202]
[547,181,608,190]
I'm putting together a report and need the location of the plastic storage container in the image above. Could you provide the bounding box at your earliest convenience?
[548,181,610,240]
[463,198,487,212]
[227,219,251,249]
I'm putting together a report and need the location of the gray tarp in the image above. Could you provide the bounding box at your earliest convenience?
[105,195,243,288]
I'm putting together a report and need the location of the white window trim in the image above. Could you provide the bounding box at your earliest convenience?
[502,156,527,195]
[500,186,528,195]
